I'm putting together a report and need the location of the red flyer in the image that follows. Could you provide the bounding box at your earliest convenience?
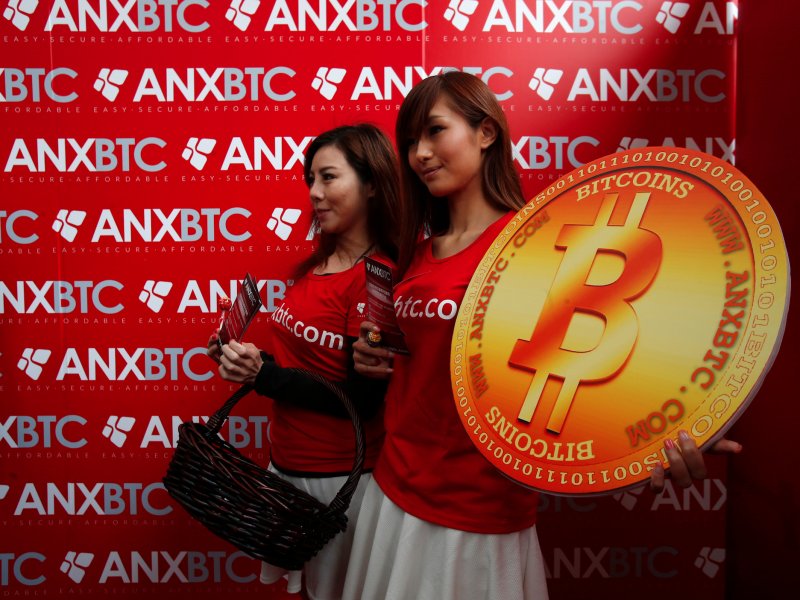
[218,273,263,347]
[365,257,409,355]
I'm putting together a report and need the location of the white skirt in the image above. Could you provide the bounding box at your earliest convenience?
[260,465,373,600]
[341,478,549,600]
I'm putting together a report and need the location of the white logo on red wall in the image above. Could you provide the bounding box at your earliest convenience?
[3,0,38,31]
[227,0,259,31]
[312,67,346,100]
[52,209,87,242]
[94,68,129,101]
[695,547,725,578]
[103,416,136,448]
[0,484,9,500]
[267,207,301,241]
[617,137,650,152]
[528,68,563,101]
[183,138,217,170]
[657,2,690,34]
[140,280,173,313]
[61,552,94,584]
[444,0,478,31]
[12,347,213,382]
[613,485,646,511]
[18,348,51,380]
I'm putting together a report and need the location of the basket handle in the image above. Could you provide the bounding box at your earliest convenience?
[206,383,254,434]
[292,370,366,516]
[204,370,366,516]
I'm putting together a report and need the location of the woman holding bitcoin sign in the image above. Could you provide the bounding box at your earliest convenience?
[345,72,742,599]
[207,124,401,600]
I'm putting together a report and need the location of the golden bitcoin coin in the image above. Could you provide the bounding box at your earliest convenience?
[451,147,790,495]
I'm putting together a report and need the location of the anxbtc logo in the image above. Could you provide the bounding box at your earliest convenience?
[613,485,646,511]
[41,0,210,32]
[267,207,301,241]
[18,348,51,380]
[103,416,136,447]
[94,68,129,101]
[4,138,167,173]
[481,0,644,34]
[90,208,252,243]
[3,0,38,31]
[1,280,124,314]
[12,481,171,516]
[260,0,427,32]
[2,208,255,245]
[61,552,94,584]
[139,415,270,449]
[567,68,726,103]
[227,0,259,31]
[695,547,725,578]
[312,67,346,100]
[546,546,678,579]
[528,68,563,101]
[98,550,258,583]
[139,280,173,312]
[12,347,214,382]
[132,67,296,102]
[182,137,216,170]
[656,2,689,34]
[445,0,478,31]
[617,137,649,152]
[52,209,87,242]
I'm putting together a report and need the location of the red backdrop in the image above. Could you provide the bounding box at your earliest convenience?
[0,1,794,598]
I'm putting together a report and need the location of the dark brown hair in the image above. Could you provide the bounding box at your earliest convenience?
[294,124,401,278]
[395,71,524,273]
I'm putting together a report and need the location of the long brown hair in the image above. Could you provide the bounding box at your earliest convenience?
[395,71,524,273]
[294,124,401,279]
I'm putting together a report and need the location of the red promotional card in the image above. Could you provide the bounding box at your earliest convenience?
[365,257,409,355]
[218,273,263,346]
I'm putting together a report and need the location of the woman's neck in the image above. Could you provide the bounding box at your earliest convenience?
[317,229,374,274]
[446,192,506,237]
[430,193,506,260]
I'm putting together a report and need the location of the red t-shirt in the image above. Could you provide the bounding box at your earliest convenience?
[374,213,540,533]
[263,261,385,473]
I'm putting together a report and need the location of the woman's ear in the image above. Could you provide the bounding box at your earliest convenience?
[478,118,498,150]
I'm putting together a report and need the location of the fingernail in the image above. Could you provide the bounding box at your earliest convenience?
[664,438,675,450]
[678,430,691,442]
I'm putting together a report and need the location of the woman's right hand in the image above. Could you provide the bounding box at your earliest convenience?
[353,321,394,379]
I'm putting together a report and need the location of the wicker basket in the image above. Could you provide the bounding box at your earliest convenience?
[163,370,365,570]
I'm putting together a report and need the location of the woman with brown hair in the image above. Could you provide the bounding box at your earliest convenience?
[344,72,741,600]
[208,123,401,600]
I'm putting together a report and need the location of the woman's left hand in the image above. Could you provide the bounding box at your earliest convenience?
[218,340,263,385]
[649,433,743,493]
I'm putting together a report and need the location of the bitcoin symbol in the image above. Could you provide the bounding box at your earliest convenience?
[508,192,662,433]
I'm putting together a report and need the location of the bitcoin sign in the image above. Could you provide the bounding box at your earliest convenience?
[451,147,789,495]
